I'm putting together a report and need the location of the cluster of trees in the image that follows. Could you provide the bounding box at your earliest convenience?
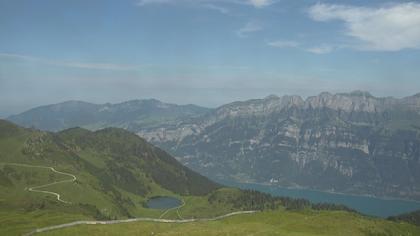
[78,203,112,220]
[311,202,355,212]
[0,167,14,187]
[209,189,356,213]
[388,210,420,226]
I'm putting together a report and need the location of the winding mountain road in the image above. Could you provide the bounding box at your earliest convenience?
[0,163,76,204]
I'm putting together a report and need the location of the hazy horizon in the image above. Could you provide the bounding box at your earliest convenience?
[2,0,420,116]
[3,89,420,118]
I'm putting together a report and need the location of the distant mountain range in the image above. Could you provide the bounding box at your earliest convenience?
[8,91,420,201]
[8,99,209,132]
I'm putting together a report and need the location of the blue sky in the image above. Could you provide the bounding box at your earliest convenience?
[1,0,420,116]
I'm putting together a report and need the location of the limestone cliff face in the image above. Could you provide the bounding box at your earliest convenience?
[139,92,420,200]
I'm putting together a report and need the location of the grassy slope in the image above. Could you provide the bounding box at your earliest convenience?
[40,210,420,236]
[0,210,91,236]
[0,120,222,235]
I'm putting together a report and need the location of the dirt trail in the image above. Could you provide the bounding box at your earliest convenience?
[1,163,76,204]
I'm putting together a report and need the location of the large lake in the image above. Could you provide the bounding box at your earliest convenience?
[146,196,182,209]
[216,179,420,218]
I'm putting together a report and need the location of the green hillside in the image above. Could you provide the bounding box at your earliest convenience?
[0,119,419,235]
[0,119,220,234]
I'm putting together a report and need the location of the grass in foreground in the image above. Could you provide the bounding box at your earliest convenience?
[0,210,91,236]
[39,210,420,236]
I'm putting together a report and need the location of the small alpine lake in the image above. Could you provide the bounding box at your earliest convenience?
[146,196,182,209]
[216,179,420,218]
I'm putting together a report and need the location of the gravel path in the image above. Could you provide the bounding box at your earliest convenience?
[1,163,76,204]
[23,211,258,235]
[159,198,186,219]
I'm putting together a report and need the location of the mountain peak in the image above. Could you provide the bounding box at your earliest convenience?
[348,90,373,97]
[410,92,420,98]
[264,94,280,100]
[121,98,163,106]
[0,119,23,137]
[47,100,96,110]
[318,91,333,97]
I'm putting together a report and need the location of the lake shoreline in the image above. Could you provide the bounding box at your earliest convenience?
[146,196,182,210]
[214,178,420,218]
[237,180,420,204]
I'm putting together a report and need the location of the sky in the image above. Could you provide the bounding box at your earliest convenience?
[1,0,420,117]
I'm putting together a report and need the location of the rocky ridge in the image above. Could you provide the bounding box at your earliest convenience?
[138,91,420,200]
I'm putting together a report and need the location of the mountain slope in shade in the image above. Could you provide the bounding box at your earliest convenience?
[8,99,209,132]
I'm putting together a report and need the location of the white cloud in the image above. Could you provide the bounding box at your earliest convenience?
[267,40,299,48]
[137,0,275,9]
[306,45,334,54]
[236,20,263,37]
[201,3,230,14]
[0,53,143,71]
[308,2,420,51]
[137,0,172,6]
[267,40,335,54]
[248,0,272,8]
